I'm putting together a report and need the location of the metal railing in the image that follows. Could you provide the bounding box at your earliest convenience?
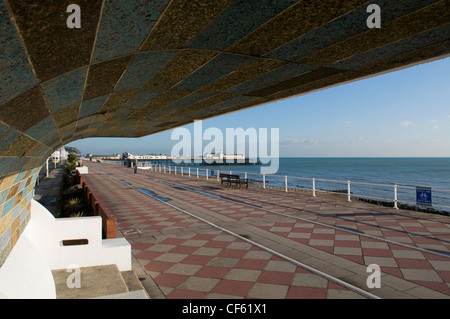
[101,160,450,212]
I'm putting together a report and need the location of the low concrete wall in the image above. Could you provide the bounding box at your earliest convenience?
[0,200,131,298]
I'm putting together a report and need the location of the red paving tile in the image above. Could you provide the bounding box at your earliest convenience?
[155,273,190,288]
[144,260,174,273]
[362,248,394,257]
[212,280,254,297]
[257,271,293,285]
[286,287,327,299]
[195,266,231,279]
[218,249,248,258]
[81,162,450,299]
[135,251,163,260]
[181,255,214,265]
[395,258,434,270]
[167,289,207,299]
[235,259,270,270]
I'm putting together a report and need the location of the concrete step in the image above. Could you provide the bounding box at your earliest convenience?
[52,264,149,299]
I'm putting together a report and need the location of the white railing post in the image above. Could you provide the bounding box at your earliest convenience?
[164,165,166,173]
[263,174,266,189]
[169,166,171,174]
[181,167,183,176]
[188,167,191,177]
[347,180,351,202]
[217,170,220,182]
[245,172,247,180]
[197,168,199,178]
[312,178,316,197]
[206,169,208,180]
[285,176,288,192]
[394,185,398,209]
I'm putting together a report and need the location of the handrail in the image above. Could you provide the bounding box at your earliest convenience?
[101,160,450,212]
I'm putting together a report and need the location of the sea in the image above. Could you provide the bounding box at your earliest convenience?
[157,157,450,212]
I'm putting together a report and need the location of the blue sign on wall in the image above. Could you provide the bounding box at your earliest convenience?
[416,187,432,206]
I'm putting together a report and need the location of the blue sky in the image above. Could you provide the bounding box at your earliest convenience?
[68,56,450,157]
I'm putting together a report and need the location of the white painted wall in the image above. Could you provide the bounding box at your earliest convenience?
[76,166,88,174]
[0,200,131,298]
[0,227,56,299]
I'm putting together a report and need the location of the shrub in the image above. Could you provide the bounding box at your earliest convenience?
[67,153,78,163]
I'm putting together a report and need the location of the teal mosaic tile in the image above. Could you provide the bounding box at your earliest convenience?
[108,108,135,121]
[121,89,165,110]
[79,95,109,118]
[185,95,259,120]
[0,189,7,203]
[331,24,450,70]
[25,116,58,141]
[92,0,171,62]
[187,0,298,51]
[224,63,317,95]
[0,227,11,252]
[0,122,20,151]
[0,0,37,106]
[114,51,179,92]
[41,67,87,113]
[173,53,255,91]
[163,92,215,113]
[0,158,15,177]
[266,0,441,62]
[1,197,14,218]
[11,204,21,221]
[75,116,95,129]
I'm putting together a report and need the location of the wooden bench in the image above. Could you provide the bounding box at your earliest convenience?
[219,173,248,189]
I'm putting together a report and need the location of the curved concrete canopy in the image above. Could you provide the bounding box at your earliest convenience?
[0,0,449,264]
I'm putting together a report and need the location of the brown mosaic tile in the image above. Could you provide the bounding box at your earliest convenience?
[8,0,103,82]
[247,67,345,97]
[6,183,19,202]
[53,104,80,129]
[13,190,23,208]
[0,86,50,132]
[202,97,272,119]
[141,0,235,51]
[0,173,18,192]
[355,40,450,78]
[58,122,77,137]
[83,55,134,101]
[0,134,35,157]
[227,0,367,57]
[157,93,236,122]
[98,90,139,114]
[267,70,363,101]
[127,90,191,119]
[11,220,21,248]
[0,208,12,235]
[23,141,51,157]
[199,58,287,93]
[144,49,219,90]
[297,1,449,66]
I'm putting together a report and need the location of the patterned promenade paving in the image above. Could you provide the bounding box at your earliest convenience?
[81,161,450,299]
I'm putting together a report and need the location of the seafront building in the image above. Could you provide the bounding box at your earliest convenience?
[0,1,449,298]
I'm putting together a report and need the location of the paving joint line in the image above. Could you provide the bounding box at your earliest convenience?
[141,169,450,259]
[95,167,381,300]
